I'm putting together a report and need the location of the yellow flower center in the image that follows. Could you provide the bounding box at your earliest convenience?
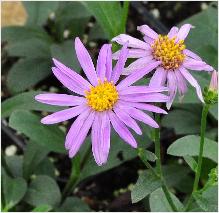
[85,78,119,111]
[151,35,186,70]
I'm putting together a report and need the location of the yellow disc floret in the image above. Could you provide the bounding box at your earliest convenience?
[151,35,186,70]
[85,78,119,111]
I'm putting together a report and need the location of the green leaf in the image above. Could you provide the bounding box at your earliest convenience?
[7,58,51,94]
[6,38,51,59]
[149,188,184,212]
[161,109,201,135]
[80,124,152,180]
[82,1,123,39]
[138,148,157,162]
[56,197,90,212]
[193,185,218,212]
[131,170,162,203]
[167,135,217,162]
[180,7,218,68]
[88,23,108,40]
[35,157,56,178]
[2,26,52,44]
[2,91,65,118]
[9,110,65,153]
[32,204,52,212]
[5,156,23,178]
[23,1,59,26]
[2,172,27,211]
[183,156,198,172]
[209,104,218,121]
[51,40,81,70]
[24,175,61,207]
[23,141,49,179]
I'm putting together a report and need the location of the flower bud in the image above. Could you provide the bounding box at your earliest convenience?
[209,70,218,92]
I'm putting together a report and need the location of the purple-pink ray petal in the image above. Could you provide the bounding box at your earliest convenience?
[105,44,113,81]
[117,61,161,90]
[75,37,98,86]
[52,67,84,95]
[108,111,137,148]
[118,85,168,95]
[168,26,179,38]
[143,36,154,45]
[119,93,169,103]
[175,69,188,97]
[166,71,177,110]
[177,24,194,41]
[69,111,95,158]
[183,58,213,71]
[114,105,142,135]
[118,100,167,114]
[96,44,109,81]
[35,93,86,106]
[123,55,154,75]
[65,109,91,150]
[120,106,159,128]
[111,43,129,84]
[112,48,151,60]
[112,34,150,50]
[137,25,158,39]
[92,112,111,166]
[149,67,167,87]
[52,59,91,90]
[41,104,88,125]
[179,66,204,103]
[183,49,202,61]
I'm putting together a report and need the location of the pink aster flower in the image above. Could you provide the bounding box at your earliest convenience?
[35,37,168,166]
[112,24,214,109]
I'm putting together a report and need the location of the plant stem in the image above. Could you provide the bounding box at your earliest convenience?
[154,113,178,212]
[184,104,210,211]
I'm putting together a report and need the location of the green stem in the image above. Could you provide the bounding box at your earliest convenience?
[184,104,210,211]
[154,113,178,212]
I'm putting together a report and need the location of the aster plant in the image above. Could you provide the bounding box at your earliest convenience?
[112,24,214,109]
[35,37,168,166]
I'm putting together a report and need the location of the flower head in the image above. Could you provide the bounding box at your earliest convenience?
[35,37,168,166]
[112,24,214,109]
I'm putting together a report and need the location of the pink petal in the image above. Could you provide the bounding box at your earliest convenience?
[69,111,95,158]
[183,58,213,71]
[111,43,129,84]
[65,108,91,149]
[75,37,98,86]
[41,104,88,124]
[179,67,204,103]
[149,67,167,87]
[112,48,151,60]
[183,49,202,61]
[166,71,177,110]
[112,34,150,50]
[108,111,137,148]
[117,61,161,90]
[118,85,168,95]
[92,112,111,166]
[120,105,159,128]
[35,93,86,106]
[123,55,154,75]
[114,105,142,135]
[96,44,109,81]
[137,25,158,39]
[118,100,167,114]
[177,24,194,41]
[168,26,179,38]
